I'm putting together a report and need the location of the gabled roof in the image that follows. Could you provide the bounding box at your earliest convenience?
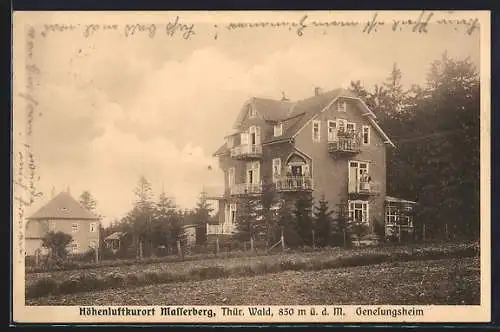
[27,191,101,220]
[213,142,229,157]
[214,88,395,156]
[104,231,127,241]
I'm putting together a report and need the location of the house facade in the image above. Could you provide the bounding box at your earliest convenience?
[25,191,101,256]
[209,88,415,241]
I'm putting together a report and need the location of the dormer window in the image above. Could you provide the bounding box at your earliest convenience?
[337,100,347,112]
[248,105,256,118]
[274,123,283,137]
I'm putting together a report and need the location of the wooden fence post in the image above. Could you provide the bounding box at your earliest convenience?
[398,225,402,244]
[423,223,426,242]
[35,249,40,267]
[280,227,285,252]
[177,239,184,261]
[95,245,99,264]
[216,235,220,255]
[250,236,254,252]
[312,229,316,250]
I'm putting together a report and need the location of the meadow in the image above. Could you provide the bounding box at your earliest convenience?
[25,241,479,303]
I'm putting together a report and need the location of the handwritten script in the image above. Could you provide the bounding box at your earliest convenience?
[16,26,43,260]
[37,11,478,40]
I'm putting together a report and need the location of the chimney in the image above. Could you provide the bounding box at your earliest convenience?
[314,87,323,96]
[281,91,290,101]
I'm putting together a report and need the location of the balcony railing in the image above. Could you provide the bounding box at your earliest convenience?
[230,144,263,159]
[328,136,361,154]
[207,223,236,235]
[349,180,381,196]
[229,183,263,195]
[275,176,314,192]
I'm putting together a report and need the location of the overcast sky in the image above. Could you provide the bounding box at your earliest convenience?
[17,12,481,224]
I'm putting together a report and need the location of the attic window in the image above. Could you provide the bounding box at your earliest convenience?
[274,123,283,137]
[337,100,347,112]
[248,105,256,118]
[60,207,68,212]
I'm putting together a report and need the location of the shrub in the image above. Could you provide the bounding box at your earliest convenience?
[228,265,254,277]
[103,272,126,288]
[189,266,229,280]
[143,272,160,284]
[26,278,59,298]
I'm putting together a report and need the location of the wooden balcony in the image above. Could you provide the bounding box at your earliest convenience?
[349,180,381,196]
[230,144,263,159]
[275,176,314,192]
[328,137,361,154]
[229,183,262,196]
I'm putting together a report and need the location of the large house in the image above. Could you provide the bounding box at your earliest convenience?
[25,191,101,256]
[208,87,416,241]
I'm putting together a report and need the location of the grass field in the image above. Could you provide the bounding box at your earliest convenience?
[27,256,480,306]
[25,242,476,288]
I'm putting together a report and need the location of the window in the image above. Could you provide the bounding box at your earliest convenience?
[312,120,321,142]
[337,100,347,112]
[385,204,413,227]
[349,201,369,224]
[49,221,56,232]
[347,122,356,132]
[71,223,79,233]
[230,203,237,224]
[89,240,98,249]
[70,241,79,253]
[248,105,256,118]
[362,125,370,145]
[272,158,281,182]
[274,123,283,137]
[246,161,260,185]
[327,120,337,141]
[249,125,261,145]
[228,167,235,186]
[386,205,399,226]
[90,222,97,232]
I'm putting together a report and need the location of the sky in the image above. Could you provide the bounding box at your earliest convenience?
[15,11,481,225]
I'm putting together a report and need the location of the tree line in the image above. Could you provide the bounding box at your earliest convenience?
[349,52,480,241]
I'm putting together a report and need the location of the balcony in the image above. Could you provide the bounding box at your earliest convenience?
[229,183,262,196]
[230,144,263,159]
[207,223,236,235]
[275,176,314,192]
[328,136,361,154]
[349,180,381,196]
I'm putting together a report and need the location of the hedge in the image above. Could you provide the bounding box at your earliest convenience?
[26,242,479,299]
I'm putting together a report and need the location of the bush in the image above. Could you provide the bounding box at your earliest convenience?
[103,272,126,288]
[26,278,59,298]
[189,266,229,280]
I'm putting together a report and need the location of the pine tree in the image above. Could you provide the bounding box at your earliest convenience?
[332,201,351,247]
[152,191,177,252]
[234,195,258,243]
[193,191,213,245]
[294,193,314,246]
[259,181,279,247]
[277,199,301,248]
[313,195,333,247]
[79,191,98,213]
